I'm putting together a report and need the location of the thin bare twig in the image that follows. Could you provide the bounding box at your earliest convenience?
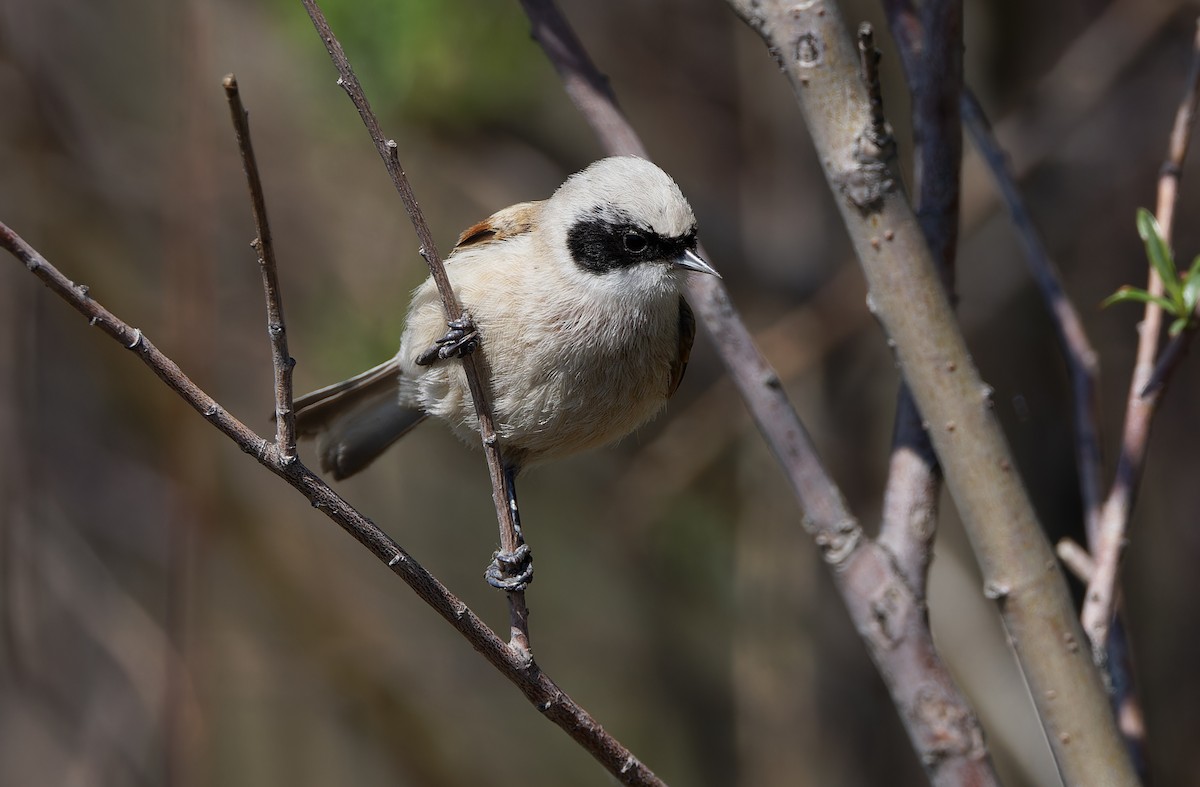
[0,222,667,787]
[726,1,1136,783]
[222,74,298,460]
[519,1,996,782]
[1082,16,1200,662]
[1057,538,1096,583]
[298,0,532,657]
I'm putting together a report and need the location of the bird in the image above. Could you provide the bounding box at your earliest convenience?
[292,156,718,586]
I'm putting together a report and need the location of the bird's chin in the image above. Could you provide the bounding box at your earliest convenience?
[613,262,686,301]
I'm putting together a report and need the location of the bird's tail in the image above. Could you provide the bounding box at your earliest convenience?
[293,357,426,480]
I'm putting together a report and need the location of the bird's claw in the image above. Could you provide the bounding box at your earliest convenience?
[485,543,533,592]
[416,313,479,366]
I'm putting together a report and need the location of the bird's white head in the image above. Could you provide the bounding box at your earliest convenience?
[540,157,718,301]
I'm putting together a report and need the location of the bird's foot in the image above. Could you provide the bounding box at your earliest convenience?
[415,313,479,366]
[485,544,533,592]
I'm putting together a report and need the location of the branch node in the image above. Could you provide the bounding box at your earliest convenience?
[982,581,1010,602]
[811,518,862,566]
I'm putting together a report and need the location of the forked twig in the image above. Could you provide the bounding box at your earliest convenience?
[298,0,532,657]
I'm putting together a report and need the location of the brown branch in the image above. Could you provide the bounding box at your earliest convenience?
[297,0,532,658]
[725,1,1136,783]
[518,1,996,782]
[0,221,667,787]
[1082,16,1200,662]
[222,74,298,460]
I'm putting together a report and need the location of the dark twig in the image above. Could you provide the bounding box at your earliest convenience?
[0,222,666,787]
[1082,16,1200,663]
[959,89,1106,549]
[298,0,532,657]
[222,74,298,460]
[877,0,961,600]
[519,1,996,783]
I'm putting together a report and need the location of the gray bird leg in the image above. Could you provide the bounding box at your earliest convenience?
[485,464,534,591]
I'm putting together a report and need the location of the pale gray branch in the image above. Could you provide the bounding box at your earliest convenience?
[724,1,1137,783]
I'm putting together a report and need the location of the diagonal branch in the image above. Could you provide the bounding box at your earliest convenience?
[298,0,532,658]
[0,219,667,787]
[960,79,1151,780]
[1081,15,1200,667]
[959,88,1105,548]
[518,1,996,783]
[877,0,961,600]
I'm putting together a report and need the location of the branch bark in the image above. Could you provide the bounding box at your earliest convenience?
[877,0,960,601]
[724,1,1136,783]
[961,75,1152,782]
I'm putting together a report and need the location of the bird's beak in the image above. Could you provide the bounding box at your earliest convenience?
[674,248,721,278]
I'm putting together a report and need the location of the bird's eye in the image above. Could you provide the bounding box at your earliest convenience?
[623,232,647,253]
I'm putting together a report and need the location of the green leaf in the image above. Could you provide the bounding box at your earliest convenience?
[1168,315,1190,336]
[1136,208,1184,306]
[1101,286,1177,312]
[1183,255,1200,311]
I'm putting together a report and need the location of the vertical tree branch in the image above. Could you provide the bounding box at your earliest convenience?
[725,1,1137,783]
[222,74,298,460]
[298,0,531,658]
[1082,15,1200,667]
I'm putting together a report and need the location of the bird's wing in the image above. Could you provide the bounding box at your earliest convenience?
[454,201,544,251]
[292,356,428,479]
[669,296,696,398]
[293,356,404,433]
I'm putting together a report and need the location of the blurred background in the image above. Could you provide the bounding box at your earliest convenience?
[2,0,1199,784]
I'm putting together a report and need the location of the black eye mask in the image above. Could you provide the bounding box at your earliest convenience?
[567,207,697,274]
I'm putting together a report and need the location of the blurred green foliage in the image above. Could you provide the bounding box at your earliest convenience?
[273,0,545,126]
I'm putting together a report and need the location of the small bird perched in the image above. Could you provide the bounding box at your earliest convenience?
[293,156,718,586]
